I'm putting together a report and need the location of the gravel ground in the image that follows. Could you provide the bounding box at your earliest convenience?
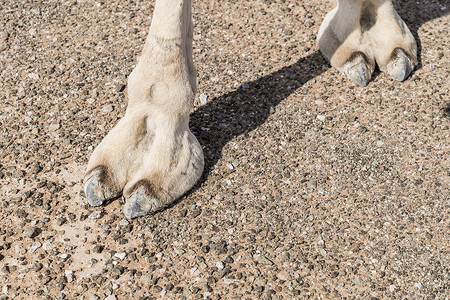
[0,0,449,299]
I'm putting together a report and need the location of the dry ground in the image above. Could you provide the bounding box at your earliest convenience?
[0,0,449,299]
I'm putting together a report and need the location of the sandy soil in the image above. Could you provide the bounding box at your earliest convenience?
[0,0,448,299]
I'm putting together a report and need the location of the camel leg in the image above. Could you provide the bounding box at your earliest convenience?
[84,0,204,218]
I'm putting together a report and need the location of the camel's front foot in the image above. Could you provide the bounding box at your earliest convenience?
[318,0,417,85]
[84,0,202,218]
[84,111,204,219]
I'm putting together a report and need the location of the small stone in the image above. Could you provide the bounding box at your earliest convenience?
[140,274,152,285]
[88,294,100,300]
[2,285,9,294]
[49,123,60,131]
[284,29,293,35]
[215,268,230,279]
[216,261,225,270]
[105,296,117,300]
[93,245,104,253]
[255,255,273,265]
[114,252,126,260]
[330,271,339,278]
[201,282,213,292]
[305,19,314,27]
[56,293,65,300]
[24,226,40,238]
[102,105,114,113]
[305,129,316,137]
[29,242,42,254]
[89,210,102,220]
[31,164,42,174]
[17,209,28,218]
[43,241,53,250]
[115,84,126,92]
[56,218,66,226]
[33,262,43,272]
[414,179,423,186]
[254,285,264,293]
[224,278,235,284]
[201,245,210,253]
[199,94,208,105]
[179,209,187,217]
[119,219,129,226]
[389,285,396,292]
[113,266,125,275]
[41,275,51,285]
[191,209,201,218]
[174,248,185,255]
[408,116,417,122]
[28,73,39,80]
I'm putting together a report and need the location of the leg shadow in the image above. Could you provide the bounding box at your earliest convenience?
[190,51,328,181]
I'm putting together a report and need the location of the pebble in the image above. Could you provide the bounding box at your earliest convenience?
[42,241,53,250]
[29,242,42,254]
[60,253,69,260]
[49,123,60,132]
[174,248,185,255]
[115,84,126,92]
[31,164,42,174]
[89,210,102,219]
[24,226,40,238]
[102,105,114,113]
[28,73,39,80]
[255,255,274,265]
[56,293,65,300]
[140,274,152,285]
[216,261,225,270]
[32,262,43,272]
[199,93,208,104]
[14,245,26,255]
[305,129,316,137]
[114,252,126,260]
[119,219,129,226]
[105,296,117,300]
[56,217,67,226]
[2,285,9,294]
[223,278,236,284]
